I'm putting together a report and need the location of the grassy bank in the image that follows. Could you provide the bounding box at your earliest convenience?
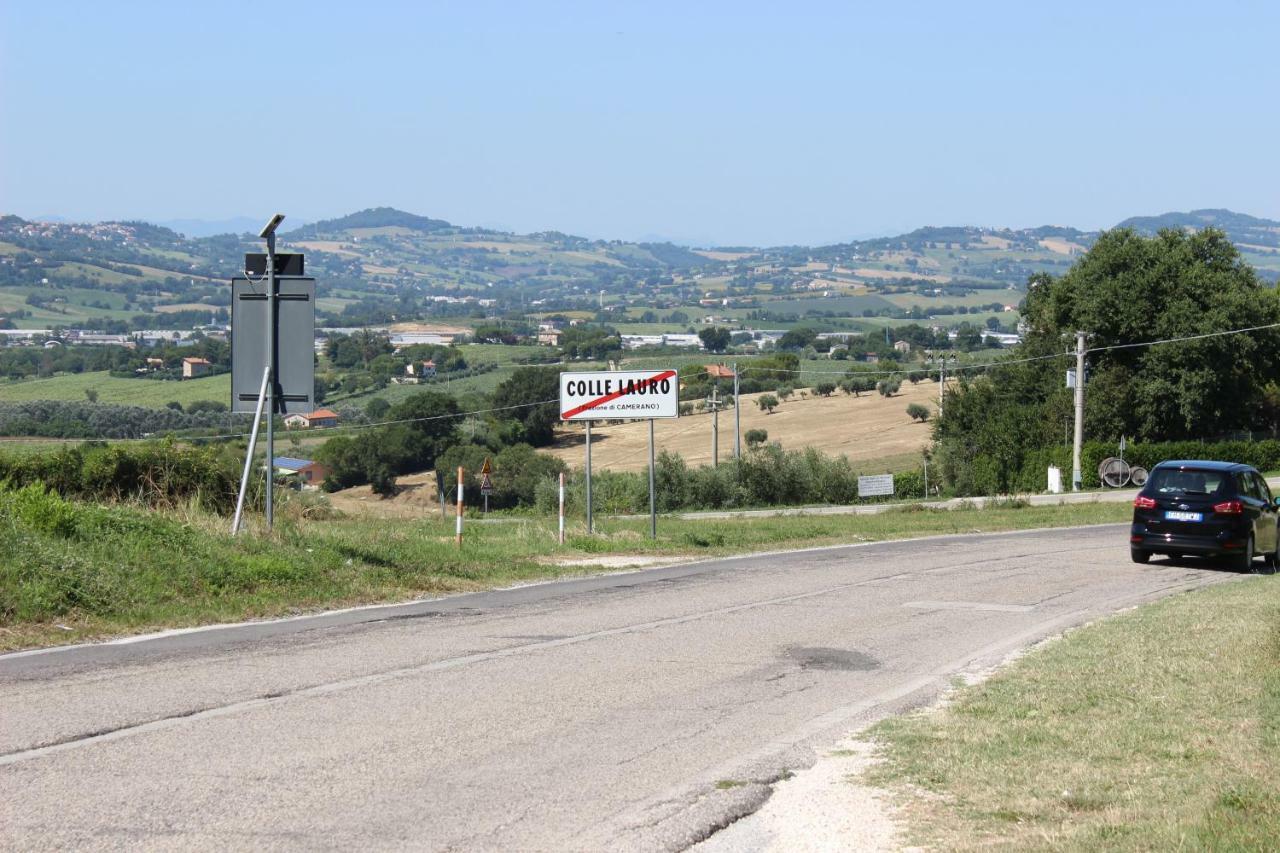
[0,485,1129,651]
[866,574,1280,850]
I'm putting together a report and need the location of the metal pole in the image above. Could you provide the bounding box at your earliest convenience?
[231,365,271,535]
[923,455,929,501]
[711,387,719,468]
[265,230,276,531]
[1072,330,1086,491]
[733,363,741,460]
[585,421,593,534]
[558,472,565,545]
[648,418,657,539]
[455,466,464,546]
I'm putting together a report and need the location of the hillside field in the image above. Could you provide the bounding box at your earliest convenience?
[545,380,939,473]
[0,371,232,408]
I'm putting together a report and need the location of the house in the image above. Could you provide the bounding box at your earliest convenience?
[283,408,340,429]
[181,357,212,379]
[404,360,437,379]
[537,329,563,346]
[272,457,329,490]
[893,340,911,354]
[704,364,737,380]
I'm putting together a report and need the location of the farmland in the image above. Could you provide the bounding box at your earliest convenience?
[0,371,231,408]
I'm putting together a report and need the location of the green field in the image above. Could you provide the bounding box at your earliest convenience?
[0,370,232,408]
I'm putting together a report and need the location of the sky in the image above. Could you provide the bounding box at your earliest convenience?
[2,1,1278,246]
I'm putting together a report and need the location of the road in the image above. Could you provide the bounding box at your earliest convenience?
[0,524,1240,850]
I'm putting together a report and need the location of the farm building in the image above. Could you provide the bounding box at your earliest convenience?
[272,457,329,489]
[283,408,340,429]
[181,357,212,378]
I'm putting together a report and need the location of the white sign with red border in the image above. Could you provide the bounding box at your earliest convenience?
[559,370,680,421]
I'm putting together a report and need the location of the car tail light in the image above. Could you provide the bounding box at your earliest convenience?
[1214,500,1244,515]
[1133,495,1157,509]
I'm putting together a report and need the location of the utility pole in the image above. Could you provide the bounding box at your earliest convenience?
[710,387,720,467]
[732,363,741,459]
[1072,330,1086,492]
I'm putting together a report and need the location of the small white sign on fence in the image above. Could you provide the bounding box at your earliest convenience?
[858,474,895,497]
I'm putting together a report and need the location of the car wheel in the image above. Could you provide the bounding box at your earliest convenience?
[1234,535,1255,572]
[1130,547,1151,564]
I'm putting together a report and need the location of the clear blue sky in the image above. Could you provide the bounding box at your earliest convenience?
[3,1,1278,245]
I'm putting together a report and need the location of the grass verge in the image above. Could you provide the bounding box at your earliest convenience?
[0,485,1129,652]
[865,573,1280,850]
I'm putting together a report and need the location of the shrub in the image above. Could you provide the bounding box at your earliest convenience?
[745,428,768,448]
[877,379,901,397]
[758,394,779,413]
[815,382,836,397]
[906,403,930,422]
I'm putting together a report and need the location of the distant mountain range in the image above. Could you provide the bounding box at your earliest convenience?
[1,206,1276,333]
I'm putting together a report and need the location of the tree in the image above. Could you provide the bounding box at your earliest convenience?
[698,326,731,353]
[843,375,876,397]
[933,227,1280,496]
[745,428,768,448]
[757,394,779,414]
[815,382,836,397]
[491,366,561,447]
[906,403,930,422]
[84,389,98,403]
[777,385,794,401]
[877,379,900,397]
[365,397,391,420]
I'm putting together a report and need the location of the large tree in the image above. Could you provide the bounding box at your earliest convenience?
[491,366,561,447]
[934,228,1280,493]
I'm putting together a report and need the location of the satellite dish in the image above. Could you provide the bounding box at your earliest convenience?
[1098,457,1131,488]
[1130,466,1149,487]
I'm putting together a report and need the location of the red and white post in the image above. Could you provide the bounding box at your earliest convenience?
[455,466,464,547]
[558,472,566,544]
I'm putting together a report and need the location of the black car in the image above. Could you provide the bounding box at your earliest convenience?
[1130,460,1279,570]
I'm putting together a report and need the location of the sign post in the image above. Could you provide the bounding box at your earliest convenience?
[560,369,680,536]
[230,213,315,534]
[480,457,494,513]
[648,419,657,539]
[558,472,566,545]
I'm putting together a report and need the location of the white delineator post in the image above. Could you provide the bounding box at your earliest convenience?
[558,472,565,545]
[455,466,464,546]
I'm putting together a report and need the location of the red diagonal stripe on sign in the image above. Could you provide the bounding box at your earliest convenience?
[562,370,677,419]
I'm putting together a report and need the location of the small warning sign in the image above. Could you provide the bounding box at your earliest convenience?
[480,473,494,495]
[480,457,492,476]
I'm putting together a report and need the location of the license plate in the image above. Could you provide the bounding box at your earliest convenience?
[1164,510,1203,522]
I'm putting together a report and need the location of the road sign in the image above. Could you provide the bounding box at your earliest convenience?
[480,473,494,495]
[559,370,680,421]
[230,275,316,414]
[858,474,895,497]
[481,457,492,476]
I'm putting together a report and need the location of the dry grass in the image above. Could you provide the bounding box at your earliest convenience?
[544,382,938,473]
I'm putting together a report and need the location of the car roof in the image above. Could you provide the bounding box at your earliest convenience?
[1152,459,1254,473]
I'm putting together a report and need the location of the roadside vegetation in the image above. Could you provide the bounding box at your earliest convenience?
[0,483,1128,651]
[867,574,1280,849]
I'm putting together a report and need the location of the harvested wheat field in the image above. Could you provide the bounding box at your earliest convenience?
[545,380,940,474]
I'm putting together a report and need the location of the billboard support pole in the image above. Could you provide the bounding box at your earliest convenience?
[231,365,270,535]
[585,421,593,534]
[648,418,657,539]
[558,472,566,544]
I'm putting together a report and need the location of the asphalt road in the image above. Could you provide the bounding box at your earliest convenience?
[0,524,1241,851]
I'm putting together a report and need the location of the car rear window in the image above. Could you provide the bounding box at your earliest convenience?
[1146,468,1231,496]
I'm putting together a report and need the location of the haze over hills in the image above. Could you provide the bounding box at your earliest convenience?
[0,207,1276,336]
